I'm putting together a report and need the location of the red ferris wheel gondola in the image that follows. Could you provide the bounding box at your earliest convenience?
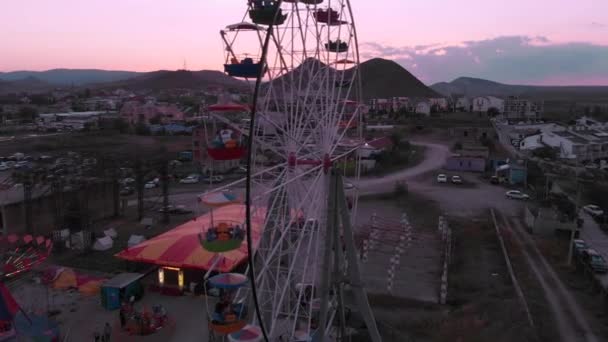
[207,128,247,161]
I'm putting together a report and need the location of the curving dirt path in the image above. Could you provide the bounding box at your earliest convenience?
[355,141,451,195]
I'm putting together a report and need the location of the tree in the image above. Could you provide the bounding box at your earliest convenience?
[113,118,129,133]
[149,115,163,125]
[532,146,557,160]
[487,107,500,117]
[17,106,38,122]
[135,122,151,135]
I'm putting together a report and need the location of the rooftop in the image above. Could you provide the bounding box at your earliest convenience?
[553,131,589,144]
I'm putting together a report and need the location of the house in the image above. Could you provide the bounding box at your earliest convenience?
[450,126,495,141]
[357,136,393,159]
[472,96,504,113]
[455,97,471,112]
[503,96,543,121]
[369,99,391,112]
[415,101,431,115]
[120,101,185,125]
[495,161,527,185]
[445,155,486,172]
[429,98,448,112]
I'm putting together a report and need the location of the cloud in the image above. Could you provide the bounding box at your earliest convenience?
[591,22,606,29]
[361,36,608,85]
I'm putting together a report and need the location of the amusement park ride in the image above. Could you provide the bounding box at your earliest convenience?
[198,0,381,341]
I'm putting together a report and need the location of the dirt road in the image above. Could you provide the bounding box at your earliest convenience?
[496,211,600,342]
[356,141,451,195]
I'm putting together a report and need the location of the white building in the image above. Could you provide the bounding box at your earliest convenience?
[472,96,504,113]
[415,101,431,115]
[455,97,471,112]
[519,127,608,161]
[503,96,543,120]
[429,98,448,111]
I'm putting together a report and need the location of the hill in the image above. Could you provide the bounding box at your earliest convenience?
[356,58,439,100]
[266,57,438,100]
[102,70,247,91]
[0,77,55,94]
[431,77,608,100]
[0,69,141,85]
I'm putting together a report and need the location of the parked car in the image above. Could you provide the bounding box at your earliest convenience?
[180,174,200,184]
[203,175,224,183]
[437,174,447,183]
[144,181,157,189]
[13,161,30,169]
[119,186,134,196]
[573,239,588,258]
[581,249,608,273]
[505,190,530,200]
[158,205,192,215]
[233,166,248,175]
[120,177,135,186]
[343,181,355,190]
[490,176,500,185]
[451,175,463,184]
[583,204,604,217]
[0,163,11,171]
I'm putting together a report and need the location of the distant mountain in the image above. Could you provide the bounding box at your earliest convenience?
[266,57,438,100]
[103,70,247,91]
[0,77,55,94]
[0,69,141,85]
[431,77,608,100]
[356,58,439,100]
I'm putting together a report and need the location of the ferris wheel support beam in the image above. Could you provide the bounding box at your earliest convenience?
[313,170,382,342]
[336,172,382,342]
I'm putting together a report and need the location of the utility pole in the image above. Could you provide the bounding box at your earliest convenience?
[161,160,170,224]
[23,173,33,235]
[567,159,581,266]
[135,159,144,222]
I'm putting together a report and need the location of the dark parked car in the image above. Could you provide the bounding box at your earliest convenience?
[581,249,608,273]
[120,186,134,196]
[573,239,588,258]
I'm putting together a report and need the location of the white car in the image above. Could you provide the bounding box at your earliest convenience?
[144,182,157,189]
[583,204,604,217]
[451,175,463,184]
[180,175,200,184]
[505,190,530,200]
[343,181,355,190]
[204,175,224,183]
[437,174,447,183]
[0,163,11,171]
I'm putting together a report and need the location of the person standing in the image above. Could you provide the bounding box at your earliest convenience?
[119,306,126,330]
[103,322,112,342]
[93,331,100,342]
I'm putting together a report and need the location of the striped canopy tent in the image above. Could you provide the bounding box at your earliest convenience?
[115,205,266,273]
[199,191,241,208]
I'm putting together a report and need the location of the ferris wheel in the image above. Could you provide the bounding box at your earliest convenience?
[199,1,381,341]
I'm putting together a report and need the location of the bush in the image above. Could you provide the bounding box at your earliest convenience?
[135,122,151,136]
[394,181,408,197]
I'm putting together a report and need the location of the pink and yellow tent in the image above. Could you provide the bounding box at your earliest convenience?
[115,205,266,273]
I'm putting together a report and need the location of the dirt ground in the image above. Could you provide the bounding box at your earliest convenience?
[356,195,442,304]
[9,272,209,342]
[368,216,537,342]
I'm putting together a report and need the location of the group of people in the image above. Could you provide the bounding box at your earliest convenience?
[118,300,168,336]
[211,128,242,150]
[205,222,245,243]
[92,323,112,342]
[212,292,246,325]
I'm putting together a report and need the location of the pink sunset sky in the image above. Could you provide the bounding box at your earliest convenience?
[1,0,608,85]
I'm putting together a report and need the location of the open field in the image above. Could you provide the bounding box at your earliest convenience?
[0,131,191,159]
